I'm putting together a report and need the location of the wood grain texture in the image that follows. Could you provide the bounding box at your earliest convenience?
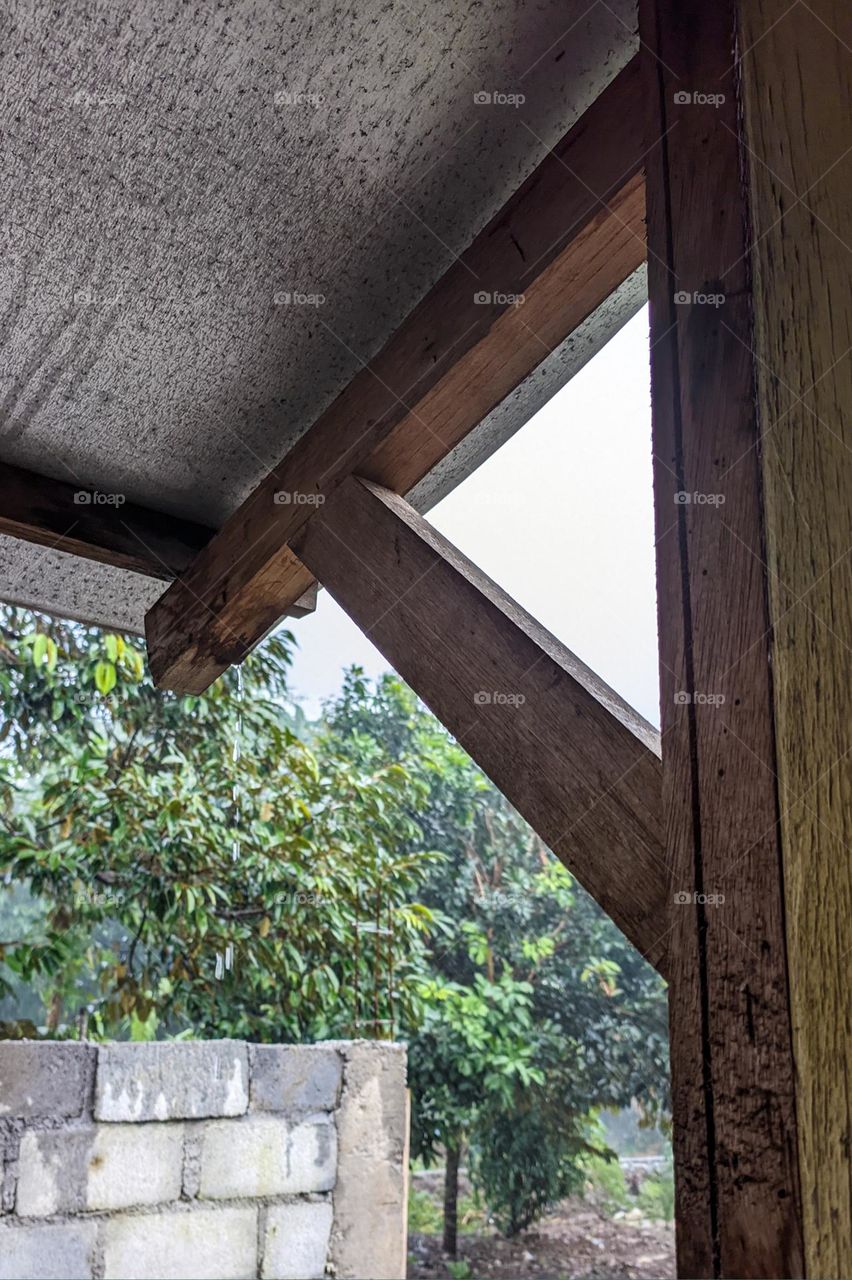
[145,58,648,693]
[0,460,213,580]
[293,476,670,974]
[639,0,804,1274]
[738,2,852,1273]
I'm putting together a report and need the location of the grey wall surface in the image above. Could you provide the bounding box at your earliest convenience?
[0,1039,408,1280]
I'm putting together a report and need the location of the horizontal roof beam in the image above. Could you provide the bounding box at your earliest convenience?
[0,461,320,622]
[0,461,214,580]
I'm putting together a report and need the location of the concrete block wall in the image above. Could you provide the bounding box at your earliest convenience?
[0,1040,408,1280]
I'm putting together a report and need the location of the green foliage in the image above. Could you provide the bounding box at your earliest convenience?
[0,610,438,1040]
[581,1153,631,1215]
[323,673,670,1236]
[473,1101,590,1237]
[1,613,670,1243]
[408,1187,444,1235]
[637,1164,675,1221]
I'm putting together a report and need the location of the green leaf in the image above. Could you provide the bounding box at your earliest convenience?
[94,661,117,695]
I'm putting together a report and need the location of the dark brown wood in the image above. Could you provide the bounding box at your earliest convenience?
[0,462,318,621]
[145,57,648,693]
[640,1,804,1274]
[0,460,214,579]
[292,476,670,975]
[737,2,852,1273]
[443,1144,461,1258]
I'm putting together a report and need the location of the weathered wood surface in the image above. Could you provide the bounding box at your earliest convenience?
[738,1,852,1273]
[639,0,804,1274]
[0,460,213,579]
[293,476,670,975]
[145,58,648,693]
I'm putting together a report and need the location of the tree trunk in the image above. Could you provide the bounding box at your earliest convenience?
[442,1142,461,1257]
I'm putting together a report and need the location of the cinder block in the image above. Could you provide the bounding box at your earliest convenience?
[0,1221,96,1279]
[199,1114,336,1199]
[250,1045,342,1114]
[261,1201,333,1279]
[328,1042,409,1280]
[87,1122,184,1210]
[15,1124,184,1216]
[0,1041,95,1121]
[15,1130,66,1217]
[102,1206,257,1280]
[95,1041,248,1121]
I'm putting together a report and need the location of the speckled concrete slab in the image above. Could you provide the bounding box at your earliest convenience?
[0,0,638,628]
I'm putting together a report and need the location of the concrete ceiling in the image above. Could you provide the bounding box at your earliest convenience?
[0,0,641,632]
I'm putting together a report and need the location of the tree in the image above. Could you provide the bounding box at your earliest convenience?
[0,609,439,1041]
[324,671,670,1244]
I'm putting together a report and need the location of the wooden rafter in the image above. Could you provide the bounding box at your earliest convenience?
[0,461,318,617]
[145,56,648,693]
[0,461,214,580]
[292,477,670,974]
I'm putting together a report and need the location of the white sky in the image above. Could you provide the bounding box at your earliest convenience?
[284,305,661,728]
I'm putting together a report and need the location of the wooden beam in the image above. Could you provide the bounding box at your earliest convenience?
[640,1,805,1274]
[146,56,648,693]
[0,460,213,580]
[737,2,852,1274]
[292,476,670,975]
[0,461,320,620]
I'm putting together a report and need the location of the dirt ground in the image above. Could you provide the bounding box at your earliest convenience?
[408,1196,675,1280]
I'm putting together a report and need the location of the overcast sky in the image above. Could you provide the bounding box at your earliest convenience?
[284,305,660,728]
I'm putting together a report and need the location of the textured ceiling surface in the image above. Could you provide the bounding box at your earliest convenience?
[0,0,639,628]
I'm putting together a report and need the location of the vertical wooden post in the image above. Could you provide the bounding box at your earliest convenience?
[737,3,852,1275]
[640,1,809,1274]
